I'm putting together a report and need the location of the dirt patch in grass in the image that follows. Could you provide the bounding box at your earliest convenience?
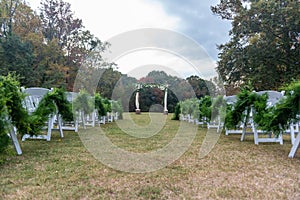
[1,113,299,199]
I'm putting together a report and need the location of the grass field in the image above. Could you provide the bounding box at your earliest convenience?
[1,113,299,199]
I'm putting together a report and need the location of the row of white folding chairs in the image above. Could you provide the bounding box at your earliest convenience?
[178,92,297,146]
[180,114,223,132]
[224,92,299,158]
[77,110,119,129]
[180,91,297,145]
[9,88,120,155]
[224,91,298,144]
[65,92,120,129]
[180,114,196,123]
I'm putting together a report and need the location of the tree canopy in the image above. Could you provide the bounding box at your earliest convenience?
[212,0,300,93]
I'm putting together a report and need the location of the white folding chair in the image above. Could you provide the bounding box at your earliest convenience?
[114,112,119,121]
[207,116,223,133]
[250,91,284,145]
[106,112,114,123]
[224,95,248,136]
[206,97,226,133]
[21,87,63,141]
[80,110,96,128]
[61,92,78,132]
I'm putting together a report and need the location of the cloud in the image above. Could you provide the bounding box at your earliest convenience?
[150,0,231,60]
[64,0,181,40]
[29,0,180,39]
[116,54,217,81]
[102,29,218,80]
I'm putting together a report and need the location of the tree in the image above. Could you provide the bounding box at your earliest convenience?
[40,0,82,46]
[0,34,35,86]
[96,67,122,98]
[64,30,105,90]
[12,2,42,40]
[0,0,110,90]
[212,0,300,92]
[186,75,211,98]
[111,74,137,112]
[39,0,82,89]
[0,0,20,36]
[37,38,68,88]
[39,0,108,90]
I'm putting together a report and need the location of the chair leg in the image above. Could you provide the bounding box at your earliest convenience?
[279,133,283,145]
[10,127,22,155]
[58,115,64,138]
[253,128,259,145]
[289,132,300,158]
[81,111,86,129]
[92,111,95,127]
[46,117,52,141]
[75,120,78,132]
[241,126,247,141]
[290,124,295,145]
[225,129,229,136]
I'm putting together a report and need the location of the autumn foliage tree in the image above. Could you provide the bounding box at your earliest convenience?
[0,0,108,90]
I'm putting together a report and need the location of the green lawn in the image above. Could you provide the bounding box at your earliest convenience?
[1,113,299,199]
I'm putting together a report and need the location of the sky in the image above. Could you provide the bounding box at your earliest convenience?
[28,0,231,80]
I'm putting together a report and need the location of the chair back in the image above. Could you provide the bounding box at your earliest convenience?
[256,90,283,107]
[65,92,78,102]
[224,95,237,105]
[23,87,50,113]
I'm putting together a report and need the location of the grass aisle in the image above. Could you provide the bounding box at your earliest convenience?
[0,113,299,199]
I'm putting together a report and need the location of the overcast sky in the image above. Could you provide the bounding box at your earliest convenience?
[28,0,231,79]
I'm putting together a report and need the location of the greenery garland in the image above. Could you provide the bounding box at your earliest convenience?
[0,74,31,153]
[225,80,300,136]
[74,90,122,120]
[0,74,73,141]
[224,88,268,130]
[102,98,112,113]
[0,95,8,154]
[26,88,73,136]
[255,81,300,136]
[179,98,199,119]
[180,100,189,116]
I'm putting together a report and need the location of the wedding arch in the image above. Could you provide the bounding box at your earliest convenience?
[135,83,169,115]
